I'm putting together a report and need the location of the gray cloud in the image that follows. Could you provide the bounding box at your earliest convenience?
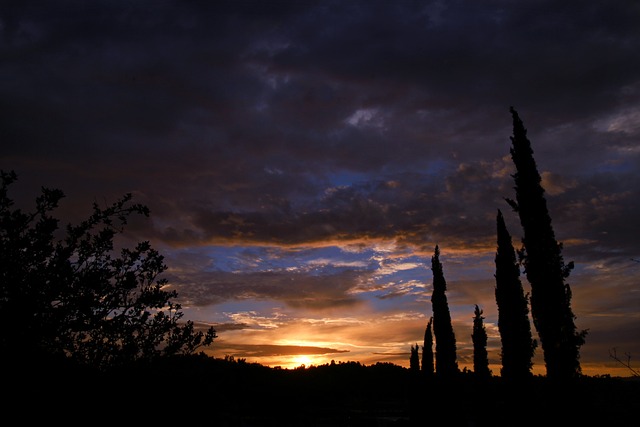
[166,268,367,310]
[211,343,349,358]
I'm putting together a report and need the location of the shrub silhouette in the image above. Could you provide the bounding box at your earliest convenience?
[0,170,216,371]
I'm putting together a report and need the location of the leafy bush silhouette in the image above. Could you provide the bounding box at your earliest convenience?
[0,170,216,373]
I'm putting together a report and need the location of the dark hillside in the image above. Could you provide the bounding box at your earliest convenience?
[5,354,639,426]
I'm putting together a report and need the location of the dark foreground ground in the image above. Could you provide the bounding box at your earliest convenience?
[6,354,639,426]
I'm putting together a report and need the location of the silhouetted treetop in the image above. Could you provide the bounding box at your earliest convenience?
[494,208,536,381]
[0,170,216,371]
[421,317,434,376]
[472,304,491,378]
[430,245,459,378]
[506,108,586,380]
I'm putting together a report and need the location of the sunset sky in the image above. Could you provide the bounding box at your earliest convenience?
[2,1,639,377]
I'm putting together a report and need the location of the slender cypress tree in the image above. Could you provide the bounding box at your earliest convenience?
[472,305,491,378]
[421,317,434,376]
[410,343,420,372]
[506,107,587,380]
[495,209,536,381]
[430,245,459,377]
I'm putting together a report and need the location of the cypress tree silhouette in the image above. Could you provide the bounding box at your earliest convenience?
[430,245,459,377]
[506,107,587,380]
[421,317,434,376]
[471,305,491,378]
[410,343,420,372]
[494,209,536,381]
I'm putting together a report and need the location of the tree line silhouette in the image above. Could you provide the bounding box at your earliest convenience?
[414,107,587,383]
[1,108,638,425]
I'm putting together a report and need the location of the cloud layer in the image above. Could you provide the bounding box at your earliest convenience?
[2,0,639,375]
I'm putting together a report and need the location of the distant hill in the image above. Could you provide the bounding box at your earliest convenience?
[5,353,639,426]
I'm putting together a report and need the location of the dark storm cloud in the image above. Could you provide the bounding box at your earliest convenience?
[153,165,510,251]
[1,0,637,262]
[267,1,640,116]
[165,267,366,310]
[207,322,249,333]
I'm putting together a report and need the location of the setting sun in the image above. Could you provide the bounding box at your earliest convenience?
[292,355,313,367]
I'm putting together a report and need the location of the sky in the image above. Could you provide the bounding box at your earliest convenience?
[1,0,639,377]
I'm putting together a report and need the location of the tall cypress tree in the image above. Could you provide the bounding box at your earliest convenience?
[430,245,459,377]
[472,305,491,378]
[410,343,420,372]
[495,209,536,381]
[506,107,587,380]
[421,317,434,376]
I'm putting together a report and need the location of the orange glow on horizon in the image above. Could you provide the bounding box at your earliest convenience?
[291,355,313,367]
[203,345,636,377]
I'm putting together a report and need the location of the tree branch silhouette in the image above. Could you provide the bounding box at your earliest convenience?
[609,348,640,377]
